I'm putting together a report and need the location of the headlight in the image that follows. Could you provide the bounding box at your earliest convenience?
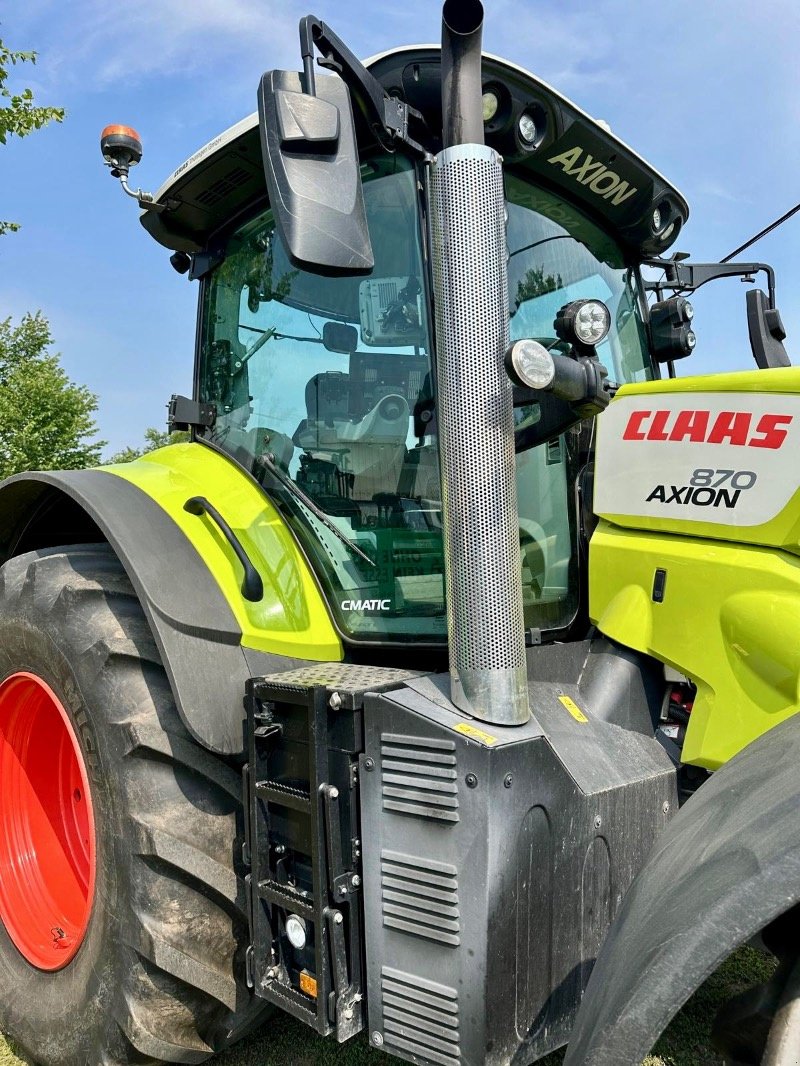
[518,112,539,145]
[554,299,611,350]
[482,91,500,123]
[648,296,697,363]
[505,339,555,389]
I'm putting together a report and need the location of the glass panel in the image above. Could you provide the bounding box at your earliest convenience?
[506,174,651,386]
[198,156,447,643]
[505,176,653,632]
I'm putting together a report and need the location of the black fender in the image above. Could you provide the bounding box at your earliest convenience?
[0,470,302,755]
[564,713,800,1066]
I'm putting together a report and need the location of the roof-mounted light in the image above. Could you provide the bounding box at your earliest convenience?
[100,125,143,177]
[99,123,172,214]
[518,112,538,145]
[482,90,500,123]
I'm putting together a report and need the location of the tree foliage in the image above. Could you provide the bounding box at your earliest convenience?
[108,427,190,465]
[515,266,563,308]
[0,314,104,478]
[1,38,65,235]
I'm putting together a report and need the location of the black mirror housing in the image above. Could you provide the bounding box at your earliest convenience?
[322,321,358,354]
[746,288,791,369]
[257,70,374,274]
[275,89,339,148]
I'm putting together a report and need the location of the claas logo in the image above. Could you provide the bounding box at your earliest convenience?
[622,409,793,449]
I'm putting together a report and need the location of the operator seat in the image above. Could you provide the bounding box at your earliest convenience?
[294,370,409,503]
[402,371,441,504]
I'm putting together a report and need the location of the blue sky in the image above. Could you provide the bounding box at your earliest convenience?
[2,0,799,455]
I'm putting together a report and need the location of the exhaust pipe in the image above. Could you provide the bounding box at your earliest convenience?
[441,0,485,148]
[432,0,530,725]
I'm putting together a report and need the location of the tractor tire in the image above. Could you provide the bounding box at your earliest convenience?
[0,545,262,1065]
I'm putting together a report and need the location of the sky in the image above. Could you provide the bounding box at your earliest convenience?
[2,0,800,456]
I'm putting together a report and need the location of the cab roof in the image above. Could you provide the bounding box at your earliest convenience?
[141,46,688,259]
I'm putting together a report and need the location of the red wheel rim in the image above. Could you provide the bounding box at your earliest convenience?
[0,672,96,969]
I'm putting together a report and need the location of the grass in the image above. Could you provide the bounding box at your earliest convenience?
[0,947,776,1066]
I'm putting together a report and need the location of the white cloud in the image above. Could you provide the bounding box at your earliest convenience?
[15,0,306,90]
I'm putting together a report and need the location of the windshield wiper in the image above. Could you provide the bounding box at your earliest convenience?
[242,326,277,363]
[240,325,327,363]
[256,452,375,567]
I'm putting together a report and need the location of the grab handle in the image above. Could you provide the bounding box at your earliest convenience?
[184,496,264,602]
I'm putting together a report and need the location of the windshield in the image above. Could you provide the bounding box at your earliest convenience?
[506,173,651,383]
[505,175,652,634]
[198,157,652,645]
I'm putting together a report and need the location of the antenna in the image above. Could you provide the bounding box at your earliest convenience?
[721,200,800,262]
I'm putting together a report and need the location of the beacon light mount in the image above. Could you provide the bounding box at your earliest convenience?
[99,124,176,214]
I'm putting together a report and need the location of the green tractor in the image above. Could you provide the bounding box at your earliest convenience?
[1,2,799,1064]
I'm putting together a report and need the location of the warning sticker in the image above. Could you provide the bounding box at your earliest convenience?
[558,695,589,723]
[453,722,499,746]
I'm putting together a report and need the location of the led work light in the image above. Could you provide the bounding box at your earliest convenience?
[482,91,500,122]
[505,340,556,389]
[554,299,611,350]
[518,112,539,145]
[649,296,696,362]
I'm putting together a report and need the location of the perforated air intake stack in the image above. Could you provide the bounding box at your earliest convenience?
[433,0,529,725]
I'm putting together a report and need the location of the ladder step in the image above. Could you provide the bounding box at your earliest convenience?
[263,976,318,1021]
[255,780,312,812]
[258,879,315,919]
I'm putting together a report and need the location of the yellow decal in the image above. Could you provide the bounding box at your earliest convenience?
[558,695,589,723]
[299,971,318,998]
[454,722,498,746]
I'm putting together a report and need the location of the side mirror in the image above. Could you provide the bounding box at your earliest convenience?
[746,288,791,369]
[257,69,373,274]
[322,321,358,354]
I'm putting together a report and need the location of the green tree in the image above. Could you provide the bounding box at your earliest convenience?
[0,313,105,477]
[515,265,563,308]
[107,426,190,465]
[1,37,65,235]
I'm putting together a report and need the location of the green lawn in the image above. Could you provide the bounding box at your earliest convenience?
[0,947,775,1066]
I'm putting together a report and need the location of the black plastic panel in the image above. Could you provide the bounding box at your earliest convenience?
[360,679,677,1066]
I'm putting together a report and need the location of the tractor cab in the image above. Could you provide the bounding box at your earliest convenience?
[130,44,687,652]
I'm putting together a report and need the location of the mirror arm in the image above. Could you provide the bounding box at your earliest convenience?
[298,15,428,157]
[644,257,777,308]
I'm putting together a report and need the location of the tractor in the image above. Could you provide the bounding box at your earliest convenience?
[1,2,799,1064]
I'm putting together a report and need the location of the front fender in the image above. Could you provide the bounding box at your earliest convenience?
[564,713,800,1066]
[0,445,342,754]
